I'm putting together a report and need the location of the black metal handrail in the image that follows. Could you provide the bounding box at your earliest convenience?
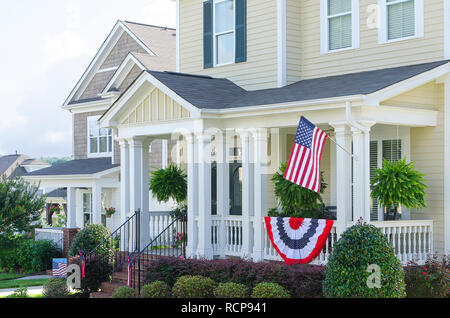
[80,210,140,290]
[129,212,187,294]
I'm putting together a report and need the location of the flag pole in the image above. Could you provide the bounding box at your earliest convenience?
[299,114,353,157]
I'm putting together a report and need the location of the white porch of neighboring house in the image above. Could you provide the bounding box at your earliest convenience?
[24,162,123,232]
[100,63,450,265]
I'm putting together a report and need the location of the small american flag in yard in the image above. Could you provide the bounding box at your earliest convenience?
[284,116,328,193]
[52,258,67,278]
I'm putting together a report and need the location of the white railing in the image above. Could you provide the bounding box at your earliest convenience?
[371,220,433,265]
[149,212,172,241]
[35,228,64,251]
[211,215,243,256]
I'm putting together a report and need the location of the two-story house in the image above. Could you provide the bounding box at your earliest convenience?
[27,0,450,266]
[24,20,177,232]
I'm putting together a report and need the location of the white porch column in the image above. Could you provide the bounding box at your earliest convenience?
[162,139,168,169]
[352,127,364,221]
[330,123,352,235]
[119,139,130,223]
[329,133,337,206]
[92,181,102,224]
[140,139,151,248]
[252,128,268,261]
[196,132,214,259]
[444,75,450,254]
[216,130,229,258]
[360,121,376,222]
[67,187,77,228]
[239,129,254,259]
[186,134,198,258]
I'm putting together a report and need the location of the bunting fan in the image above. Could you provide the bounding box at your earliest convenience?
[264,217,334,265]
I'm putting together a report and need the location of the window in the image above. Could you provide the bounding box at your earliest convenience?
[83,193,92,227]
[203,0,246,68]
[214,0,235,65]
[321,0,359,53]
[87,116,113,156]
[379,0,424,43]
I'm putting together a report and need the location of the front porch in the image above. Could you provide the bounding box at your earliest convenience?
[100,63,450,265]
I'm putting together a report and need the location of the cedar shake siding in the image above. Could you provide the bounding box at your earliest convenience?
[100,32,148,69]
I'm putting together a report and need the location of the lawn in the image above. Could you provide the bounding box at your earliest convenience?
[0,278,50,289]
[0,273,26,281]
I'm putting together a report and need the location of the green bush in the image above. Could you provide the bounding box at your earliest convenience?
[42,278,70,298]
[405,254,449,298]
[68,224,113,259]
[141,281,171,298]
[69,254,113,293]
[150,163,187,204]
[214,282,248,298]
[172,275,217,298]
[323,222,406,298]
[0,235,61,272]
[112,286,136,298]
[251,282,291,298]
[6,287,29,298]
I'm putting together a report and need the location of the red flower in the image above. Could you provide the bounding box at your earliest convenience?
[422,272,427,275]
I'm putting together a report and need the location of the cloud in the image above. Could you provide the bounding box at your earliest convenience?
[44,130,70,144]
[129,0,176,28]
[43,30,93,67]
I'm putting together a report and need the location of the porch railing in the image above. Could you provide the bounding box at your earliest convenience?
[35,228,64,251]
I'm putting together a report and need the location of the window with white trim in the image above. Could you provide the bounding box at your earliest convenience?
[87,116,113,157]
[214,0,235,66]
[379,0,424,43]
[83,192,92,227]
[321,0,359,53]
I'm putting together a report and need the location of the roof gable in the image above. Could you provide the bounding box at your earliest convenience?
[63,20,176,108]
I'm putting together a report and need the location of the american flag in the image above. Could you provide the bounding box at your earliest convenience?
[52,258,67,278]
[284,116,328,193]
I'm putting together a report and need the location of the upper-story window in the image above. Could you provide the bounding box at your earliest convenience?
[87,116,113,157]
[203,0,247,68]
[379,0,424,43]
[320,0,359,54]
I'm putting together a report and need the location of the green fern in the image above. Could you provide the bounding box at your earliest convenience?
[149,164,187,204]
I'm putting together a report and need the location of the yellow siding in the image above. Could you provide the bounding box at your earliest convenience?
[286,0,302,84]
[410,83,445,253]
[121,88,191,125]
[382,82,438,108]
[292,0,445,81]
[179,0,278,90]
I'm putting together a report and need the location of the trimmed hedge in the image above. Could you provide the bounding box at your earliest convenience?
[214,282,248,298]
[145,257,325,298]
[172,275,217,298]
[42,278,70,298]
[251,282,291,298]
[323,222,406,298]
[68,224,113,259]
[112,286,136,298]
[141,281,172,298]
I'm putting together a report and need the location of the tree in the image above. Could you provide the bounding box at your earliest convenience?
[270,162,327,218]
[371,158,427,220]
[0,177,46,236]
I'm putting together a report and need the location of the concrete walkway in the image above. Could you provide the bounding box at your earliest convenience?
[16,274,52,280]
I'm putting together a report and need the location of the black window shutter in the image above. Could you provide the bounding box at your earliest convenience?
[203,0,213,69]
[235,0,247,63]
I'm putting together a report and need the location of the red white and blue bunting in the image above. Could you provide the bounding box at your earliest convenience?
[264,217,334,265]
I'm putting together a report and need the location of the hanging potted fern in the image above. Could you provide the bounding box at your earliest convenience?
[370,158,427,220]
[149,163,187,207]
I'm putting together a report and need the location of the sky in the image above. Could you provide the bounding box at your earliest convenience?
[0,0,176,158]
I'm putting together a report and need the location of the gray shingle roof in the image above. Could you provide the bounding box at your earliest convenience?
[147,60,450,110]
[0,155,23,175]
[24,158,119,177]
[46,188,67,198]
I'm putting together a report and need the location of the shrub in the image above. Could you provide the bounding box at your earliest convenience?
[0,235,61,272]
[6,287,29,298]
[68,254,113,292]
[172,275,217,298]
[251,282,290,298]
[42,278,70,298]
[214,282,248,298]
[405,254,449,298]
[323,222,406,298]
[141,281,171,298]
[150,163,187,204]
[68,224,113,259]
[112,286,136,298]
[145,257,325,298]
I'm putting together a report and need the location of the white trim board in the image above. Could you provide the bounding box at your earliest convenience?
[445,0,450,59]
[277,0,287,87]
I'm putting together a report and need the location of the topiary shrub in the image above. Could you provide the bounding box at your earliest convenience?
[68,224,113,259]
[42,278,70,298]
[323,222,406,298]
[141,281,171,298]
[251,282,291,298]
[214,282,248,298]
[172,275,217,298]
[112,286,136,298]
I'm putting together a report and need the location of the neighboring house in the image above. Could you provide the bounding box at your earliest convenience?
[27,0,450,265]
[0,154,50,179]
[24,20,177,231]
